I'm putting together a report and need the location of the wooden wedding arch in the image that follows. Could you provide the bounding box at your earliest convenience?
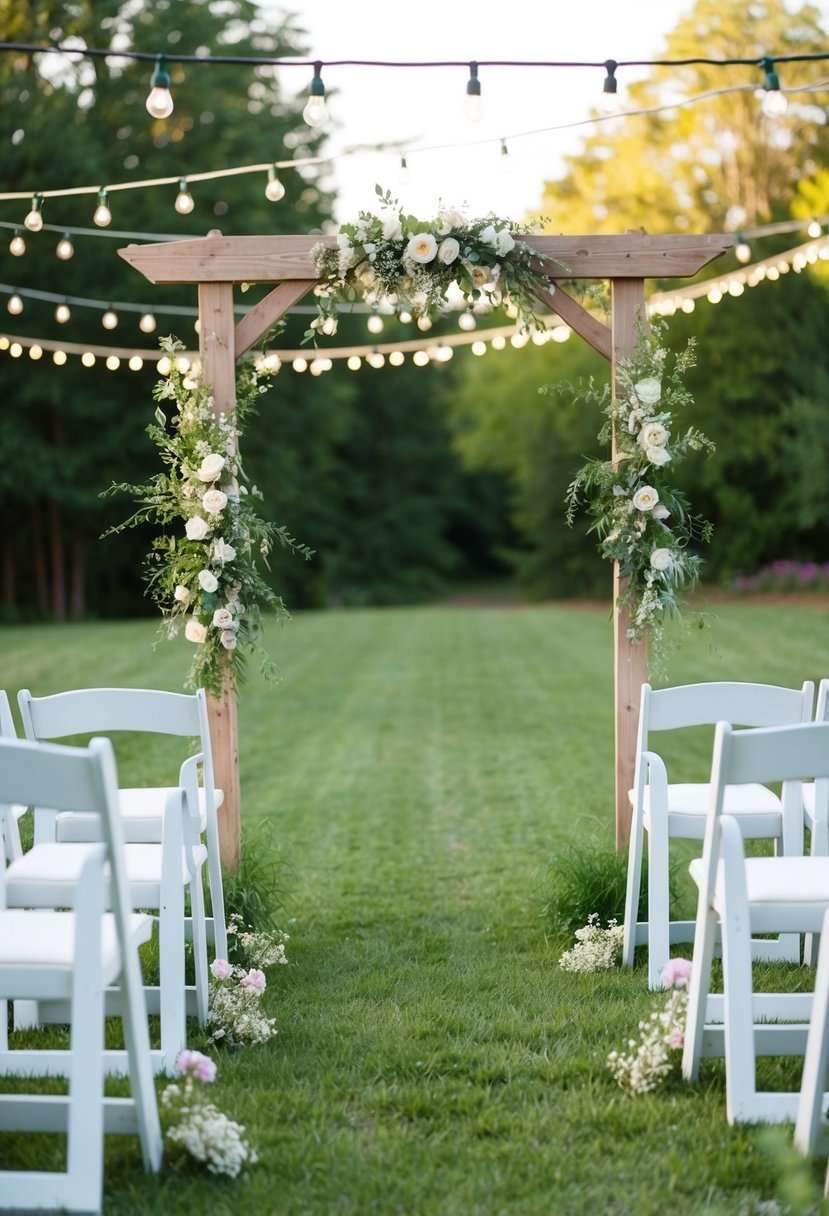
[120,230,731,868]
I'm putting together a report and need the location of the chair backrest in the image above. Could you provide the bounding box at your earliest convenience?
[0,689,23,861]
[700,719,829,897]
[816,679,829,723]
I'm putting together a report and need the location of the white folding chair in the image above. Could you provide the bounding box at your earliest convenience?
[0,690,28,862]
[804,678,829,856]
[0,735,162,1214]
[622,680,814,989]
[7,690,212,1073]
[794,906,829,1176]
[18,685,226,960]
[682,719,829,1123]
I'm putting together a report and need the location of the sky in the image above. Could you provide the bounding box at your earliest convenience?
[253,0,699,222]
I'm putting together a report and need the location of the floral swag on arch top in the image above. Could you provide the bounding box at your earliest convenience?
[307,185,563,339]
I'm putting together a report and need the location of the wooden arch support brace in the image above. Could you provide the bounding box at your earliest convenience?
[235,280,318,358]
[531,284,611,360]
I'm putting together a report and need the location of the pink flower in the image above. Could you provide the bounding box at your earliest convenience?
[176,1050,217,1083]
[241,968,266,994]
[210,957,233,980]
[666,1030,684,1050]
[660,957,692,987]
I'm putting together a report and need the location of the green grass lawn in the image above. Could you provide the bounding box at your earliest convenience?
[2,597,829,1214]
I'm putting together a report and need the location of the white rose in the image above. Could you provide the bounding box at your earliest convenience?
[382,215,403,240]
[646,445,671,467]
[405,232,438,264]
[185,515,211,541]
[198,569,218,593]
[212,607,234,629]
[220,629,237,651]
[437,237,460,265]
[652,504,671,520]
[638,421,669,449]
[494,228,515,255]
[202,488,227,516]
[634,377,662,405]
[632,485,660,512]
[184,618,207,644]
[479,224,498,249]
[173,584,190,604]
[650,548,674,572]
[196,453,225,482]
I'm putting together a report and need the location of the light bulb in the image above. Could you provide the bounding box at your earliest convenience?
[102,309,118,330]
[29,344,43,360]
[761,58,787,117]
[9,231,25,256]
[458,311,476,331]
[464,62,482,121]
[7,295,23,315]
[106,355,120,371]
[367,352,385,369]
[416,315,432,332]
[81,352,96,367]
[56,233,74,260]
[53,350,67,365]
[398,156,411,185]
[471,341,487,356]
[367,313,384,335]
[347,356,361,371]
[389,350,405,366]
[139,313,157,333]
[734,237,752,263]
[808,218,822,239]
[146,54,174,119]
[292,357,308,373]
[303,61,327,128]
[129,356,144,371]
[55,303,71,323]
[93,189,111,227]
[412,350,430,366]
[265,167,285,202]
[499,140,511,175]
[601,60,621,115]
[175,179,194,214]
[23,193,44,232]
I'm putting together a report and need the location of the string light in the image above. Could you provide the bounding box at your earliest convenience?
[388,350,405,366]
[808,218,823,238]
[464,61,483,122]
[265,166,285,202]
[146,54,174,119]
[174,178,194,214]
[458,311,477,331]
[53,350,67,365]
[23,193,44,232]
[139,312,157,333]
[471,341,487,356]
[55,233,74,260]
[7,294,22,315]
[601,60,621,114]
[398,156,411,185]
[734,233,752,262]
[28,343,42,360]
[93,188,111,227]
[9,230,25,257]
[499,139,511,175]
[347,355,361,371]
[101,308,118,330]
[366,313,384,335]
[761,56,788,117]
[302,61,327,129]
[412,350,430,366]
[128,355,144,371]
[55,303,71,323]
[81,351,96,367]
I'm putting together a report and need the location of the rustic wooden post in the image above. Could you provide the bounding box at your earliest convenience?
[610,278,649,853]
[120,231,731,865]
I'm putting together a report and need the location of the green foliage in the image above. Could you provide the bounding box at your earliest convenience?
[543,838,678,935]
[103,340,312,695]
[220,823,291,936]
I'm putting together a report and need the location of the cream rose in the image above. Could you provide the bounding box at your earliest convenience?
[220,629,237,650]
[184,618,207,644]
[405,232,438,264]
[202,488,227,516]
[632,485,660,512]
[196,453,225,482]
[634,377,662,405]
[212,538,236,564]
[652,504,671,521]
[382,215,403,240]
[174,584,190,604]
[185,515,211,541]
[437,237,460,265]
[198,569,218,593]
[650,548,674,572]
[646,446,671,467]
[638,421,669,449]
[212,607,234,629]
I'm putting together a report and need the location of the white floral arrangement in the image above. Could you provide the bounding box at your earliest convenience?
[607,958,691,1094]
[558,320,715,678]
[307,185,561,340]
[559,913,624,973]
[207,915,289,1047]
[162,1050,257,1177]
[104,337,312,696]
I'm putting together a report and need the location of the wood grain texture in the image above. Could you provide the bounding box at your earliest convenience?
[531,284,611,360]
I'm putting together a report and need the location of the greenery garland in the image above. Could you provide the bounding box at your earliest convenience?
[552,320,715,677]
[104,338,312,696]
[307,184,562,341]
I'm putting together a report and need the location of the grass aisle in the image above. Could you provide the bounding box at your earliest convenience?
[2,599,828,1214]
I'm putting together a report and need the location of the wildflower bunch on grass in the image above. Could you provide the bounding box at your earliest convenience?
[162,1050,257,1177]
[559,913,624,973]
[207,916,289,1047]
[226,911,290,968]
[607,958,692,1094]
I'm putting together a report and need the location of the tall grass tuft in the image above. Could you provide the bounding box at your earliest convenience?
[543,837,676,935]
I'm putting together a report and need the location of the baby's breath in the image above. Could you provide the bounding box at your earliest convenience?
[559,913,624,973]
[607,959,691,1094]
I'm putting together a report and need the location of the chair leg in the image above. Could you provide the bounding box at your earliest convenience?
[719,818,760,1123]
[622,809,644,968]
[646,815,671,989]
[682,889,719,1082]
[795,911,829,1156]
[188,864,209,1026]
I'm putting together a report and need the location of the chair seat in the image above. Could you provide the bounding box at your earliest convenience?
[638,781,782,838]
[4,841,208,904]
[0,910,152,995]
[55,785,224,843]
[691,855,829,907]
